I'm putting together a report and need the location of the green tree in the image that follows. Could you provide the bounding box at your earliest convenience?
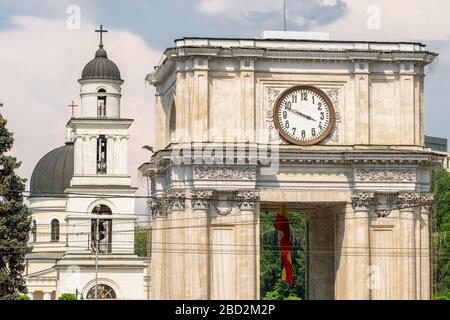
[431,168,450,297]
[134,226,149,257]
[59,293,77,300]
[260,212,306,300]
[0,114,32,300]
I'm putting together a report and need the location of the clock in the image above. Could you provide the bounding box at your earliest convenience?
[274,85,335,146]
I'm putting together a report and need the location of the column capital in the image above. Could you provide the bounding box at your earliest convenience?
[166,189,186,211]
[148,197,165,217]
[351,191,378,210]
[192,190,213,210]
[396,192,434,210]
[237,190,260,211]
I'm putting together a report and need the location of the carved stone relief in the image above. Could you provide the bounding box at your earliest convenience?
[356,168,416,182]
[194,166,256,180]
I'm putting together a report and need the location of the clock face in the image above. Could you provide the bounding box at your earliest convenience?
[274,85,335,146]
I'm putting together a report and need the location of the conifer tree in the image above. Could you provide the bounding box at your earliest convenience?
[0,113,31,300]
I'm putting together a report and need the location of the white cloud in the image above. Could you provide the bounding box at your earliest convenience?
[195,0,281,15]
[315,0,450,41]
[0,16,160,209]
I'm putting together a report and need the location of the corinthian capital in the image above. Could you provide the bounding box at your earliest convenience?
[148,198,164,217]
[396,192,434,209]
[237,190,260,211]
[351,192,378,210]
[166,189,186,211]
[192,190,213,210]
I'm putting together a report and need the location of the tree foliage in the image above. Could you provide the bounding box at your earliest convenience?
[134,225,149,257]
[58,293,77,300]
[0,114,32,300]
[431,168,450,298]
[260,211,306,300]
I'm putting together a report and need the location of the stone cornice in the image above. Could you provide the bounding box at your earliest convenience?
[148,46,437,84]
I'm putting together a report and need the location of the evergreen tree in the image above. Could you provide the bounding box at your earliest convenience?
[431,168,450,298]
[0,113,32,300]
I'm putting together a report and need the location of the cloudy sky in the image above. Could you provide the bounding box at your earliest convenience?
[0,0,449,211]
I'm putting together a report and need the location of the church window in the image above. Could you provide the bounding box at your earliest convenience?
[86,284,116,300]
[51,219,60,242]
[96,135,107,174]
[91,205,113,254]
[97,89,107,117]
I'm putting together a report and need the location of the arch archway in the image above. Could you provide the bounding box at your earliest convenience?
[91,205,113,253]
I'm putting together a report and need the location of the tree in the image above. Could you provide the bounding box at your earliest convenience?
[431,168,450,298]
[134,226,149,257]
[260,211,306,300]
[59,293,77,300]
[0,114,32,300]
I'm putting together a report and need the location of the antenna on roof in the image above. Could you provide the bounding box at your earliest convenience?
[283,0,287,31]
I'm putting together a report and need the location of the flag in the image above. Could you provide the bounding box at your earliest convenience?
[273,204,293,285]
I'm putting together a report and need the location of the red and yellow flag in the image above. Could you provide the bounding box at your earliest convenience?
[273,204,293,285]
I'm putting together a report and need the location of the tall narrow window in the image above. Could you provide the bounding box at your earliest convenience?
[51,219,60,242]
[97,89,107,117]
[91,205,113,254]
[97,135,107,174]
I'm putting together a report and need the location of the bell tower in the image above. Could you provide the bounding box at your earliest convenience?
[64,26,137,255]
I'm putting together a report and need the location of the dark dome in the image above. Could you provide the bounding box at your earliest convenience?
[81,45,122,81]
[30,143,74,197]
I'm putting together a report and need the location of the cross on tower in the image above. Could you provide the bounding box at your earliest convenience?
[95,24,108,47]
[68,101,78,118]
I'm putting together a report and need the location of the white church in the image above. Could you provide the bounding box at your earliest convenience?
[24,29,148,300]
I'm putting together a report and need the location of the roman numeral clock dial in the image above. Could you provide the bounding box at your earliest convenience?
[273,86,335,146]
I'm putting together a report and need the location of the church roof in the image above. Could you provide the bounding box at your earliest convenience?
[81,45,122,81]
[30,143,74,197]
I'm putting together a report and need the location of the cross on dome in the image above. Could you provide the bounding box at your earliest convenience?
[95,24,108,48]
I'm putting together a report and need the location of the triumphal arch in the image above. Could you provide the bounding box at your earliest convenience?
[140,34,445,300]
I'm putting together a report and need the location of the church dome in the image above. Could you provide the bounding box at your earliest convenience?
[81,45,122,81]
[30,143,74,197]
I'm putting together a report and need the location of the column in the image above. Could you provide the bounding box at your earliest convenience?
[28,292,34,300]
[237,191,260,300]
[149,198,165,300]
[419,205,431,300]
[188,190,212,300]
[350,192,375,300]
[43,292,52,300]
[167,190,186,300]
[397,192,418,300]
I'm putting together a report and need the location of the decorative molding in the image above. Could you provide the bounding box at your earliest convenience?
[166,189,186,211]
[194,166,256,180]
[213,192,234,216]
[351,192,378,210]
[396,192,434,209]
[192,190,214,210]
[237,190,260,211]
[356,168,416,182]
[265,87,282,142]
[323,88,341,143]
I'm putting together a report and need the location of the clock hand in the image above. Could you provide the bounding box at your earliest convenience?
[287,108,317,122]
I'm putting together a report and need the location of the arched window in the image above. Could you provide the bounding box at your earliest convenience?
[86,284,116,300]
[97,89,107,117]
[32,220,37,243]
[51,219,60,242]
[91,205,113,254]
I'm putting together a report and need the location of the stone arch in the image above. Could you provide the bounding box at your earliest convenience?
[82,278,122,300]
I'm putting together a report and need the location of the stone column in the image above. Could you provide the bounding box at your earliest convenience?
[350,192,376,300]
[167,190,186,300]
[237,190,260,300]
[28,292,34,300]
[189,190,212,300]
[43,292,52,300]
[397,192,418,300]
[149,198,165,300]
[419,203,432,300]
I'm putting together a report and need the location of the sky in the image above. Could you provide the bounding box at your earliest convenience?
[0,0,449,212]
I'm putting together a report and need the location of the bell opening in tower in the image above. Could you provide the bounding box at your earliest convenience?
[97,89,107,117]
[97,135,107,174]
